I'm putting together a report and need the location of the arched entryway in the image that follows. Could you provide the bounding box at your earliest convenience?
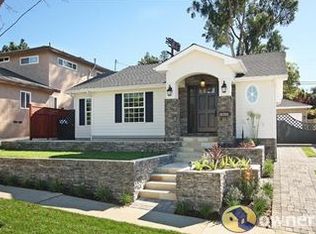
[179,75,219,136]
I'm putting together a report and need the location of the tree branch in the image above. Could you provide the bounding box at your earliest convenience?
[0,0,44,38]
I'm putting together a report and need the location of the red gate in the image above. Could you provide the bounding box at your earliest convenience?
[29,105,75,140]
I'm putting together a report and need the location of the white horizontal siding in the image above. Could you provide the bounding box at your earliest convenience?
[90,87,165,137]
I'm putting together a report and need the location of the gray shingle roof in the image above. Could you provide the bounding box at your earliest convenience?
[238,52,287,77]
[277,99,312,109]
[70,49,287,91]
[0,68,55,91]
[71,64,165,90]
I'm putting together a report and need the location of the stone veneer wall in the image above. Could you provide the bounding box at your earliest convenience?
[222,145,265,169]
[0,154,175,200]
[217,96,234,144]
[1,140,181,153]
[165,99,181,140]
[179,87,188,135]
[176,165,260,211]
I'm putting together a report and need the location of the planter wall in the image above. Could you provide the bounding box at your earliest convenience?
[176,165,260,211]
[222,145,265,168]
[1,140,181,153]
[0,154,175,201]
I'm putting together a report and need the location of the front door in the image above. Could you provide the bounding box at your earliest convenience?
[188,85,218,133]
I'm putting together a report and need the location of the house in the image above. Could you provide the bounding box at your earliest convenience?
[0,45,112,138]
[0,45,113,109]
[277,99,312,122]
[68,44,288,158]
[0,68,57,138]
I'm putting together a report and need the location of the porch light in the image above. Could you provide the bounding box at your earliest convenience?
[167,85,173,96]
[200,80,206,88]
[221,81,227,93]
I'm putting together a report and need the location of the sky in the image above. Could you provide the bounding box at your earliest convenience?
[0,0,315,89]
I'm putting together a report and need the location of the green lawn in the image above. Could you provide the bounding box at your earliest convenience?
[302,147,316,157]
[0,150,158,160]
[0,199,176,234]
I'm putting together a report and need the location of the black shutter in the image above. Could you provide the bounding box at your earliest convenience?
[79,99,85,126]
[115,94,122,123]
[145,92,153,122]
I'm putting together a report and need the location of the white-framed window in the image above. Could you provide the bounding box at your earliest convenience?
[0,56,10,63]
[79,98,92,126]
[20,91,31,109]
[57,57,77,71]
[20,55,39,65]
[123,92,145,123]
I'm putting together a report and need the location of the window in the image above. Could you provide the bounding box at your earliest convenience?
[0,57,10,63]
[79,98,92,126]
[20,91,31,109]
[123,92,144,123]
[20,55,39,65]
[58,57,77,70]
[246,85,258,104]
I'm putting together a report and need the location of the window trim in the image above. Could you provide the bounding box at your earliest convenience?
[20,55,39,65]
[122,92,146,123]
[0,56,10,64]
[20,91,31,109]
[57,57,78,71]
[79,98,92,126]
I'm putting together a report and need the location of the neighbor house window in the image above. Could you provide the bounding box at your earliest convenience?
[20,91,31,109]
[123,92,144,123]
[0,56,10,63]
[79,98,92,126]
[20,55,39,65]
[58,57,77,71]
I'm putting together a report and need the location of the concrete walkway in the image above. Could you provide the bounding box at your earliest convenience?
[273,146,316,233]
[0,185,276,234]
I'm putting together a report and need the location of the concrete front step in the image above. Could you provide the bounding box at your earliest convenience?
[145,181,176,191]
[181,136,218,142]
[155,162,189,174]
[176,152,202,162]
[138,189,176,201]
[150,173,176,182]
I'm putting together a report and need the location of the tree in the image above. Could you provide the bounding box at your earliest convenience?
[187,0,298,56]
[283,62,300,100]
[1,39,29,52]
[159,50,169,62]
[138,52,160,65]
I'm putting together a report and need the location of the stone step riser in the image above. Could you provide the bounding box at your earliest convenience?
[138,190,176,201]
[181,137,218,142]
[145,182,176,191]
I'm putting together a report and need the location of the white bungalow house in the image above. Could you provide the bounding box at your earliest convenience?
[68,44,288,159]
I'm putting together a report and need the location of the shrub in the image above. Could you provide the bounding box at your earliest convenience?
[23,179,35,189]
[72,184,90,198]
[34,180,49,191]
[261,183,273,200]
[119,193,133,206]
[198,203,214,219]
[239,139,256,148]
[263,160,274,178]
[95,187,113,202]
[238,170,259,203]
[175,201,193,216]
[223,186,244,207]
[252,191,271,217]
[7,175,20,186]
[48,179,64,193]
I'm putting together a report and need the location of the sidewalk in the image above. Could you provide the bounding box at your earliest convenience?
[0,184,277,234]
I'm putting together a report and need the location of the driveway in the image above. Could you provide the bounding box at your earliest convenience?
[273,146,316,233]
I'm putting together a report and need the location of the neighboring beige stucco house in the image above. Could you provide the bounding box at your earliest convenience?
[0,46,112,138]
[277,99,312,122]
[0,46,112,109]
[0,68,57,138]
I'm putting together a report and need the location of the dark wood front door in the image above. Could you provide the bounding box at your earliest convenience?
[188,85,218,133]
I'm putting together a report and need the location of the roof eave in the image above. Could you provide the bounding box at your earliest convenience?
[234,74,288,82]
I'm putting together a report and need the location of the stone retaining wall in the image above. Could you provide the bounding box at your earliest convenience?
[1,140,181,153]
[176,165,260,211]
[0,154,175,201]
[222,145,265,168]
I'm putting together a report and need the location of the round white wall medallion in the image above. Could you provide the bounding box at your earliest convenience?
[246,85,258,104]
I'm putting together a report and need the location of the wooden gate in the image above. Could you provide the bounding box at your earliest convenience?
[277,114,316,144]
[29,105,75,140]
